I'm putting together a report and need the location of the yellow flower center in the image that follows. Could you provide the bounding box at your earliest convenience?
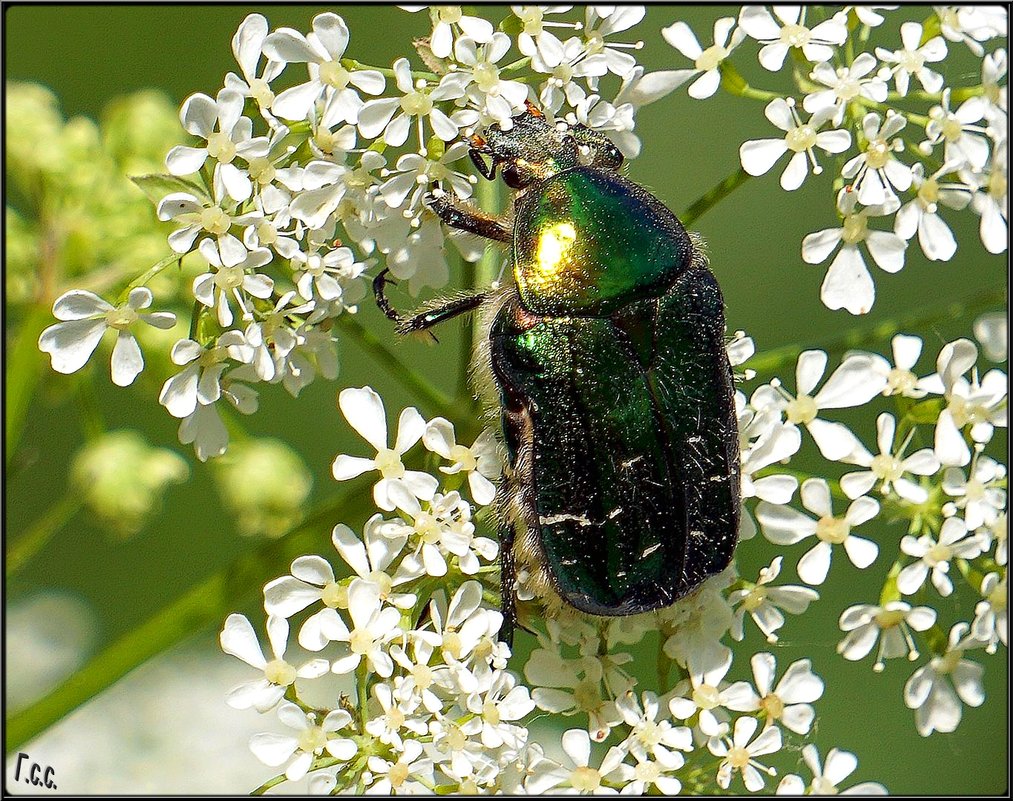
[918,177,940,207]
[570,766,601,792]
[318,60,351,89]
[256,220,279,245]
[926,542,953,565]
[871,453,903,481]
[988,580,1007,611]
[836,72,861,100]
[368,570,394,598]
[388,762,410,789]
[438,7,462,24]
[573,678,602,712]
[386,705,406,729]
[780,23,811,48]
[742,585,768,612]
[374,447,406,480]
[474,62,501,93]
[207,131,236,163]
[248,78,275,108]
[442,630,462,661]
[695,44,728,72]
[692,683,721,710]
[400,90,433,117]
[264,658,297,686]
[215,264,246,291]
[105,306,138,330]
[865,139,891,169]
[940,116,964,142]
[449,444,478,471]
[964,479,986,502]
[446,723,467,751]
[247,156,276,185]
[816,515,850,544]
[412,663,433,690]
[898,49,926,73]
[298,724,327,754]
[875,609,907,629]
[989,169,1007,200]
[786,124,818,153]
[935,648,962,674]
[483,700,501,726]
[727,745,751,769]
[321,581,346,608]
[886,367,917,394]
[635,760,661,782]
[841,213,868,244]
[785,393,818,424]
[349,628,374,655]
[200,206,231,235]
[760,693,785,720]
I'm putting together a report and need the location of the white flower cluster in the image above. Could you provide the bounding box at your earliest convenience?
[745,320,1008,738]
[666,6,1007,314]
[36,7,687,461]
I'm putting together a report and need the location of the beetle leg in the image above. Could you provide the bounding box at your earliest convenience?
[427,191,511,243]
[372,269,488,338]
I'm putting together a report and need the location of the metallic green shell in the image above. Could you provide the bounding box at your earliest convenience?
[512,167,694,316]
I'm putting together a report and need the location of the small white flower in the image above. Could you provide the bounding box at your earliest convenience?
[615,690,692,767]
[942,454,1007,529]
[512,6,579,70]
[922,89,991,171]
[219,614,328,711]
[936,6,1009,56]
[750,347,887,459]
[532,35,607,114]
[662,17,745,100]
[840,412,940,501]
[803,53,888,125]
[973,311,1008,363]
[894,161,975,262]
[708,714,782,792]
[757,478,880,585]
[801,188,908,315]
[740,98,851,190]
[331,386,438,511]
[193,239,274,326]
[365,682,428,748]
[904,622,986,736]
[224,14,285,113]
[379,141,475,222]
[365,738,434,794]
[249,702,356,782]
[898,516,987,596]
[452,33,530,126]
[580,6,646,78]
[968,142,1008,254]
[358,58,464,149]
[723,652,825,735]
[841,111,912,206]
[526,646,622,742]
[973,571,1008,653]
[39,288,175,386]
[423,418,501,505]
[465,669,536,749]
[538,728,629,794]
[869,334,937,398]
[156,170,245,257]
[837,601,937,670]
[777,744,887,794]
[158,332,250,419]
[404,5,494,59]
[667,647,739,738]
[875,21,947,96]
[738,6,848,71]
[729,557,819,643]
[292,244,366,303]
[262,13,385,124]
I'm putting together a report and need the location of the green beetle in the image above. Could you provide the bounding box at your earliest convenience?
[375,105,740,642]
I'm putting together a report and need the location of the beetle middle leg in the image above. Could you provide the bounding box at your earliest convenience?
[373,269,489,336]
[426,191,511,243]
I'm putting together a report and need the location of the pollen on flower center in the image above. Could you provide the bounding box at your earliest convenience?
[964,479,986,502]
[349,628,374,654]
[321,580,346,608]
[635,760,661,782]
[780,23,811,48]
[474,62,501,93]
[442,630,462,660]
[387,705,406,729]
[374,447,406,479]
[871,453,904,481]
[898,49,926,73]
[816,515,850,544]
[105,306,139,330]
[319,60,351,89]
[200,206,231,235]
[570,766,602,792]
[483,700,501,725]
[918,177,941,207]
[413,663,433,689]
[207,131,236,163]
[727,745,752,769]
[388,762,410,789]
[785,393,818,424]
[573,678,602,711]
[256,220,279,245]
[988,581,1007,611]
[743,585,768,611]
[298,723,328,754]
[247,156,276,185]
[836,73,861,100]
[695,44,727,72]
[875,608,907,628]
[841,213,868,244]
[401,90,434,117]
[438,6,462,24]
[926,542,953,565]
[215,265,246,291]
[368,570,394,598]
[865,139,891,169]
[786,124,818,153]
[449,444,478,471]
[248,78,275,107]
[519,8,544,33]
[989,169,1007,200]
[886,367,917,394]
[692,683,721,710]
[553,63,575,83]
[760,693,785,719]
[264,658,297,686]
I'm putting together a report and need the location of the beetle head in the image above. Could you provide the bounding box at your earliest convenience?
[468,102,624,190]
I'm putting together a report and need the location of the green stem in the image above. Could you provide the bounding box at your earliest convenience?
[357,662,370,732]
[6,493,81,578]
[116,252,182,305]
[5,305,54,470]
[251,774,289,795]
[343,58,438,82]
[680,167,752,227]
[745,286,1006,377]
[5,486,360,753]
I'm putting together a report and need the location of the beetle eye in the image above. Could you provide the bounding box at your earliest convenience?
[501,163,530,190]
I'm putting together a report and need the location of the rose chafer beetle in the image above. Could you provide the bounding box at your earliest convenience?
[375,104,740,643]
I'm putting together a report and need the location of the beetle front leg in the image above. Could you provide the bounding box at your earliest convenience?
[498,522,518,647]
[373,269,488,337]
[427,191,512,243]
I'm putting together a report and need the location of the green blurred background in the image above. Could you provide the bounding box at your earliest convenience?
[5,4,1007,794]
